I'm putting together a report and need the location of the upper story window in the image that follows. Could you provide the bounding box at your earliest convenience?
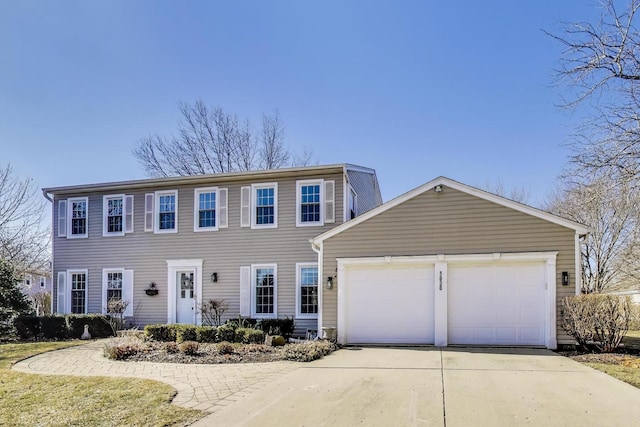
[39,276,46,288]
[296,180,323,226]
[194,187,218,231]
[242,183,278,229]
[295,179,336,227]
[102,195,134,237]
[57,197,89,239]
[154,190,178,233]
[24,274,32,287]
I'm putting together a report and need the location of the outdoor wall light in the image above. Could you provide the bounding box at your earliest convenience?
[211,272,218,283]
[326,276,334,290]
[562,271,569,286]
[434,185,443,193]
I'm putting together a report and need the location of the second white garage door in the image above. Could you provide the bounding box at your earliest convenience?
[344,263,435,344]
[447,261,547,346]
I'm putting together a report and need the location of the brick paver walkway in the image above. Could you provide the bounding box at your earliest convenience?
[12,340,298,413]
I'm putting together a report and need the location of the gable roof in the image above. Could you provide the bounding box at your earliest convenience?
[312,176,590,245]
[42,163,377,196]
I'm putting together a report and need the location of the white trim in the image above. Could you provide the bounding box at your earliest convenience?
[39,276,46,288]
[334,251,558,349]
[434,261,448,347]
[67,269,89,314]
[67,197,88,239]
[251,263,278,318]
[218,187,228,229]
[144,193,154,232]
[314,242,323,335]
[343,173,349,223]
[251,183,278,229]
[154,190,178,234]
[240,186,251,228]
[193,187,219,232]
[102,268,125,314]
[575,232,582,295]
[166,259,203,324]
[295,262,319,319]
[296,179,324,227]
[348,186,358,220]
[313,176,590,245]
[102,194,126,237]
[124,195,134,233]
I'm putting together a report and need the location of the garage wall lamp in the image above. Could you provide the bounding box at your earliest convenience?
[562,271,569,286]
[326,276,334,290]
[211,272,218,283]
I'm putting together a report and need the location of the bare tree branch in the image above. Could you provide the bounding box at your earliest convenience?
[0,163,50,273]
[132,101,308,176]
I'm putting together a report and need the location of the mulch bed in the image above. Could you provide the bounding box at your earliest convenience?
[123,342,287,364]
[557,347,640,366]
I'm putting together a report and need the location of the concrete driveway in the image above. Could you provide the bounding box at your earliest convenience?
[194,346,640,427]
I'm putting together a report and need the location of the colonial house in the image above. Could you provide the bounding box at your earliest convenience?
[44,164,381,336]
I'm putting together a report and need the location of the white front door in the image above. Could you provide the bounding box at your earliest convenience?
[176,270,195,324]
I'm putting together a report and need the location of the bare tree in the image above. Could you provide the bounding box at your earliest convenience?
[133,101,310,177]
[0,164,50,272]
[547,0,640,183]
[479,179,531,204]
[546,173,640,293]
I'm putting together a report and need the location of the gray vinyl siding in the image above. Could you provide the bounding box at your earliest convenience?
[346,169,383,216]
[51,171,346,336]
[320,185,577,344]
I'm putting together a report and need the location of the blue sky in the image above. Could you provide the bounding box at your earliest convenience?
[1,1,602,206]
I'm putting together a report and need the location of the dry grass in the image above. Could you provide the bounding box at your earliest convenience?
[578,330,640,390]
[0,341,205,427]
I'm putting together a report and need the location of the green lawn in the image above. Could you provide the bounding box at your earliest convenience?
[0,341,204,427]
[584,330,640,390]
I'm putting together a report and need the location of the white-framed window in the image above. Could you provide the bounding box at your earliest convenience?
[154,190,178,233]
[296,263,318,319]
[102,194,134,236]
[70,270,88,314]
[296,180,323,226]
[348,187,358,220]
[24,274,32,287]
[250,264,277,318]
[39,276,46,288]
[251,183,277,229]
[67,197,89,238]
[192,186,231,232]
[101,268,134,316]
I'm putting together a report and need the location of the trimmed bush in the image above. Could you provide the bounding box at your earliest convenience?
[195,326,217,343]
[40,316,68,339]
[164,341,179,353]
[271,335,286,346]
[67,314,113,338]
[13,316,40,340]
[216,341,235,355]
[256,317,295,338]
[281,340,337,362]
[235,328,265,344]
[176,325,198,343]
[179,340,199,355]
[562,294,632,352]
[103,338,147,360]
[144,324,175,342]
[225,316,258,329]
[217,323,236,342]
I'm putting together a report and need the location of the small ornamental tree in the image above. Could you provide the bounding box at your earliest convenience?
[0,258,34,338]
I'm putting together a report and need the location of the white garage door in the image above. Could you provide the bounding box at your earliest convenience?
[448,261,546,346]
[344,263,435,344]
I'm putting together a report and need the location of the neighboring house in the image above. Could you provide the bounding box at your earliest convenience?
[43,164,382,336]
[311,177,589,349]
[605,282,640,305]
[20,270,52,297]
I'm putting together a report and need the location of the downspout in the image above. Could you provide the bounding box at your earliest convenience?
[311,239,323,336]
[42,190,54,314]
